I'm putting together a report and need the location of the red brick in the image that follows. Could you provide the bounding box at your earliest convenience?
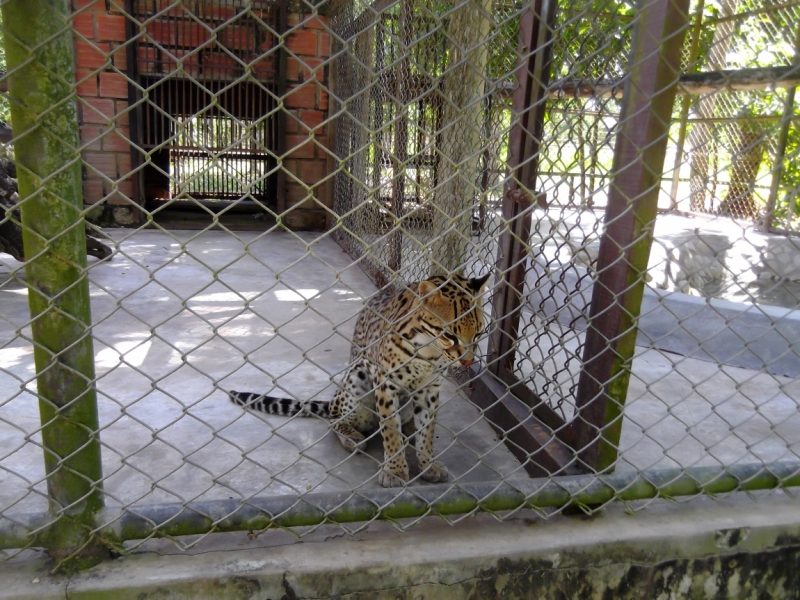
[318,87,328,111]
[302,15,327,30]
[112,45,128,71]
[83,180,105,204]
[81,98,115,124]
[287,30,317,56]
[164,50,201,78]
[297,160,325,185]
[284,182,313,208]
[137,47,160,75]
[319,33,331,58]
[154,0,185,16]
[297,58,323,82]
[203,53,237,80]
[219,25,254,52]
[117,152,133,177]
[251,57,275,80]
[286,57,301,82]
[108,0,126,14]
[73,0,104,11]
[177,22,212,47]
[199,3,236,21]
[72,12,95,38]
[285,111,300,134]
[75,69,97,97]
[80,125,103,151]
[103,129,131,152]
[285,84,316,109]
[315,136,330,159]
[96,14,128,42]
[75,41,110,69]
[258,37,273,53]
[107,179,134,205]
[99,72,129,99]
[143,19,175,46]
[84,152,118,179]
[285,134,315,159]
[115,102,130,126]
[300,110,324,131]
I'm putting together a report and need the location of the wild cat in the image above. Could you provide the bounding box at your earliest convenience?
[229,273,490,487]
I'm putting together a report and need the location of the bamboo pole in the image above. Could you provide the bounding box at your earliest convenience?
[2,460,799,548]
[1,0,108,569]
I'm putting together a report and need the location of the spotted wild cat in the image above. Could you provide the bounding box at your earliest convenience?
[228,272,490,487]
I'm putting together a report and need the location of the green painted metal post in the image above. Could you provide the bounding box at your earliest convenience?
[2,0,108,568]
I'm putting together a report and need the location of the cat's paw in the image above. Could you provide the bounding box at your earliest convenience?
[420,461,449,483]
[378,465,409,488]
[336,430,365,452]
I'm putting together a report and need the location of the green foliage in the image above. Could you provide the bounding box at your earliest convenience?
[0,11,9,126]
[773,111,800,224]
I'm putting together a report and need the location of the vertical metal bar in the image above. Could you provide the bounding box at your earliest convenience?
[1,0,108,568]
[487,0,556,376]
[571,0,691,473]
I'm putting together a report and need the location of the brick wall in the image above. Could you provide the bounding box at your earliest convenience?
[282,11,332,230]
[73,0,134,218]
[72,0,332,230]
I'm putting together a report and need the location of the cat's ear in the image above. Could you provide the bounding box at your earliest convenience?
[418,280,444,303]
[468,273,491,294]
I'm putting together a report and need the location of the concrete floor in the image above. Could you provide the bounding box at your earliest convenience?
[1,228,799,522]
[0,229,522,517]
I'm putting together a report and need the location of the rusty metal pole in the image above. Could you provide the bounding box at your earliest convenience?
[487,0,556,378]
[571,0,691,473]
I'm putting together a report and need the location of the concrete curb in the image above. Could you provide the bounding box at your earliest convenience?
[3,494,800,599]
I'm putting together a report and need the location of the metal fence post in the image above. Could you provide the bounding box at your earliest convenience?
[571,0,691,473]
[2,0,108,568]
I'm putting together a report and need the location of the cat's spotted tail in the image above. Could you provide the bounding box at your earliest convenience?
[228,391,330,418]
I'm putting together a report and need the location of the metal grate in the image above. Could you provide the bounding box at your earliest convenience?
[129,0,286,210]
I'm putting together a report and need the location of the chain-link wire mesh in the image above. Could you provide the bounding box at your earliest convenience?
[1,0,800,569]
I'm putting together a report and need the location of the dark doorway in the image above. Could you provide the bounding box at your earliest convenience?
[128,0,286,222]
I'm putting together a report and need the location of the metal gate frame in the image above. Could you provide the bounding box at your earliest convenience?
[469,0,697,476]
[124,0,288,221]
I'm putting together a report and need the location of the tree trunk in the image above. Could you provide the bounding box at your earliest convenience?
[429,0,492,276]
[687,0,738,212]
[721,120,765,220]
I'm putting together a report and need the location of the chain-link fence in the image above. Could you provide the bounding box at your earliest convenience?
[1,0,800,571]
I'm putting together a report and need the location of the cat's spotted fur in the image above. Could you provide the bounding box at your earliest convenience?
[229,273,490,487]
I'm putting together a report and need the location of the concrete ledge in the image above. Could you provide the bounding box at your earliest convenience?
[527,258,800,377]
[3,494,800,599]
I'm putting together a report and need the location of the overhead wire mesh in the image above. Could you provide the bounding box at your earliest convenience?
[0,0,799,569]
